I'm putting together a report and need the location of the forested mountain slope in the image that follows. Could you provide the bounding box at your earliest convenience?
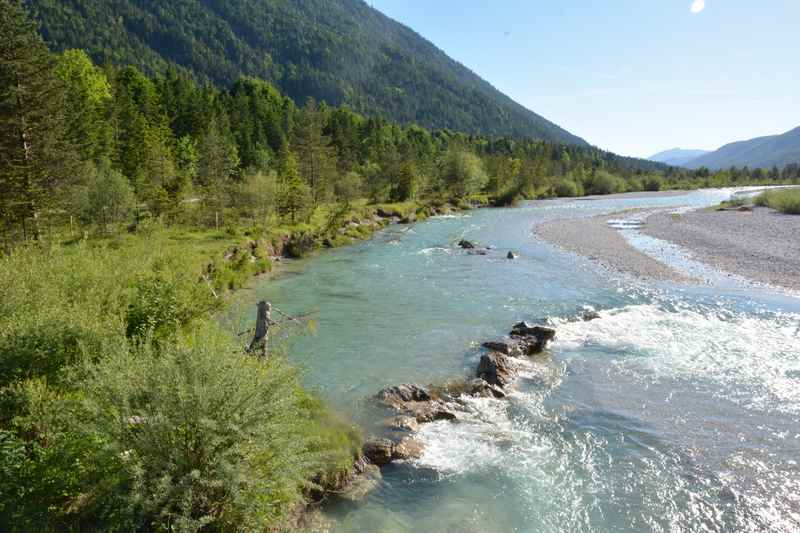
[685,126,800,170]
[649,148,710,167]
[27,0,587,145]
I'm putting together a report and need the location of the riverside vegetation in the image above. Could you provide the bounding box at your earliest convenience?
[2,1,800,530]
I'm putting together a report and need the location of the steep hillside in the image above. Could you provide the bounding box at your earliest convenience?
[686,127,800,170]
[649,148,710,167]
[27,0,586,145]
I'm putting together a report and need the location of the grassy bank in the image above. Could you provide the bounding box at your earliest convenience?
[0,227,367,531]
[754,189,800,214]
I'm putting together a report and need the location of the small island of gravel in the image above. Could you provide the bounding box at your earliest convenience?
[537,191,800,292]
[642,206,800,291]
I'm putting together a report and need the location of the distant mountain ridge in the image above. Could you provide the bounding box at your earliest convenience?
[648,148,710,167]
[684,126,800,170]
[28,0,587,145]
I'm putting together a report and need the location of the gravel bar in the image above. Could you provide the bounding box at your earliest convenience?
[642,207,800,291]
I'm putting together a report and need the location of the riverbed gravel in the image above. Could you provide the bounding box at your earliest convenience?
[535,212,693,283]
[642,206,800,291]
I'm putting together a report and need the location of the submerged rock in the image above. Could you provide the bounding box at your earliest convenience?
[458,239,475,249]
[337,462,382,502]
[467,248,488,256]
[476,352,516,388]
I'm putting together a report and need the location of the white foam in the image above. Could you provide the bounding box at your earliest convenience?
[554,304,800,413]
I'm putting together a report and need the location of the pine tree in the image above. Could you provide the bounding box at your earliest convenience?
[277,144,311,224]
[293,99,337,205]
[0,0,74,239]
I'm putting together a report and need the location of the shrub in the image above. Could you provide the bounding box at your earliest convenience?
[125,258,216,339]
[1,327,358,532]
[586,171,624,195]
[71,327,351,531]
[0,245,129,387]
[554,179,579,198]
[643,175,664,192]
[755,189,800,214]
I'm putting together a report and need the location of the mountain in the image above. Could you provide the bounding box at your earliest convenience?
[685,126,800,170]
[27,0,586,146]
[648,148,710,167]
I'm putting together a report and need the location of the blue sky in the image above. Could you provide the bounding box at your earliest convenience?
[368,0,799,158]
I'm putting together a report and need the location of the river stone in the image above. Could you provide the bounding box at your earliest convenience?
[482,340,523,357]
[386,416,420,433]
[510,322,556,339]
[393,437,425,460]
[509,323,556,353]
[476,352,516,388]
[458,239,475,249]
[582,309,601,321]
[408,402,457,423]
[377,384,431,407]
[466,378,507,399]
[363,438,394,466]
[507,251,518,259]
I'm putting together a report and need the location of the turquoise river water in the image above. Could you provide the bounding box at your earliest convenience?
[228,189,799,532]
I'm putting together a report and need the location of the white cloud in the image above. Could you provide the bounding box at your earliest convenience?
[690,0,706,14]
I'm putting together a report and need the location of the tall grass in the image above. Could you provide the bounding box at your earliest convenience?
[0,233,360,531]
[754,189,800,214]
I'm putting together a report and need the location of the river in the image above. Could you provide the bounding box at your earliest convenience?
[228,189,800,532]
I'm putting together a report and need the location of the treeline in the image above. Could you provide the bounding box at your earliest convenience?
[5,3,799,245]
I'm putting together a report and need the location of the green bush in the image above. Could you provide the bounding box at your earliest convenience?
[125,258,217,339]
[755,189,800,214]
[554,179,580,198]
[586,171,625,195]
[0,245,129,387]
[1,327,359,532]
[69,327,322,531]
[643,175,664,192]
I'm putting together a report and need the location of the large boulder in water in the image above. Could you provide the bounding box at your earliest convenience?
[393,437,425,460]
[466,378,507,398]
[385,415,420,433]
[477,352,516,388]
[363,438,394,466]
[482,340,523,357]
[377,384,431,407]
[376,384,456,423]
[510,322,556,354]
